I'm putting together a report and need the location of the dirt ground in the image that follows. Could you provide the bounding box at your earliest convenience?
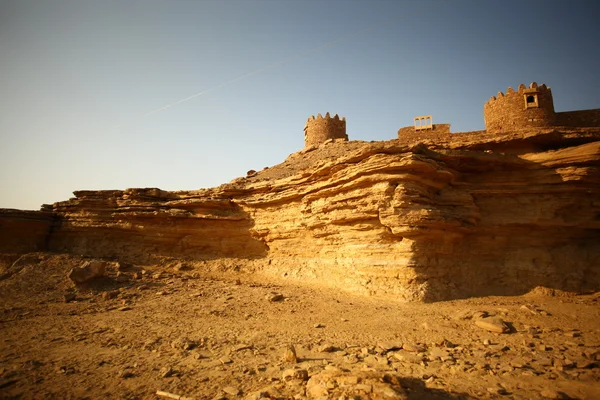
[1,254,599,400]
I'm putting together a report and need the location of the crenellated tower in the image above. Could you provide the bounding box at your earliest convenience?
[304,113,348,147]
[483,82,556,133]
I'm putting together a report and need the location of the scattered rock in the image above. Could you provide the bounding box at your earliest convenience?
[63,292,77,303]
[222,386,240,396]
[402,343,426,353]
[576,360,595,369]
[159,366,175,378]
[266,293,284,302]
[520,305,538,315]
[118,369,135,379]
[68,260,107,283]
[378,342,403,352]
[487,386,507,395]
[429,347,450,360]
[305,376,329,398]
[282,368,308,381]
[219,357,233,365]
[313,323,324,328]
[392,350,423,363]
[282,345,297,363]
[171,338,194,350]
[540,389,568,399]
[475,317,509,333]
[317,343,336,353]
[232,343,252,352]
[101,290,119,300]
[118,306,132,311]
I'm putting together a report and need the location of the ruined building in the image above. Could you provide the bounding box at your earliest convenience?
[390,82,600,140]
[304,113,347,147]
[484,82,600,133]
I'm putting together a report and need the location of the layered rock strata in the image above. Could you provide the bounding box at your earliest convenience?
[1,128,599,301]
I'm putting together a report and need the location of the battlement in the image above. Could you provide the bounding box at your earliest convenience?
[306,112,346,123]
[304,112,348,147]
[483,82,556,133]
[485,82,551,106]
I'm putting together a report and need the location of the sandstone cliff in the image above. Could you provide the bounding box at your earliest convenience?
[1,128,599,301]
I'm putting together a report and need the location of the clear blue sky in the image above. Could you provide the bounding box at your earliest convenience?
[1,0,599,210]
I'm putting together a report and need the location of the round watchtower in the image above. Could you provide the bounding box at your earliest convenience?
[483,82,556,133]
[304,113,347,147]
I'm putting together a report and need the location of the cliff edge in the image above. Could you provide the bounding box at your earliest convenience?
[1,128,599,302]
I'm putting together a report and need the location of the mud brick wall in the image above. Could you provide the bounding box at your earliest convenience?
[397,124,451,141]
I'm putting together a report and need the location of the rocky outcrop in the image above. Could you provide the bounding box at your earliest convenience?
[1,128,599,301]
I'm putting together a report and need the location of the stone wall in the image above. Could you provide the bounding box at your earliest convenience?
[304,113,347,147]
[397,124,451,143]
[556,109,600,128]
[484,83,556,133]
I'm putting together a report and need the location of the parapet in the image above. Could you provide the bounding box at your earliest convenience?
[304,112,348,147]
[484,82,556,133]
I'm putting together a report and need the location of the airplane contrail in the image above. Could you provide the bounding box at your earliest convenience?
[119,0,448,125]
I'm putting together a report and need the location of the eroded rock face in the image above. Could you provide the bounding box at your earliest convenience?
[1,128,599,301]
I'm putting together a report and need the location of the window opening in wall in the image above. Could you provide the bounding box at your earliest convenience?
[414,115,433,131]
[524,93,539,109]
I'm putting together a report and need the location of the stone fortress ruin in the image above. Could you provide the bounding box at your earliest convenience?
[303,112,347,147]
[303,82,600,147]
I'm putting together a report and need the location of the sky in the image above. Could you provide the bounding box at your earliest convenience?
[1,0,599,210]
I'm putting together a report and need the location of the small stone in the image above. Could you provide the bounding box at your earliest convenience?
[540,389,567,399]
[171,338,194,350]
[232,343,252,352]
[118,369,135,379]
[282,368,308,381]
[306,377,329,398]
[68,260,107,283]
[392,350,423,363]
[152,272,163,279]
[535,357,553,367]
[314,323,324,328]
[576,360,595,369]
[115,271,129,282]
[403,343,425,353]
[222,386,240,396]
[487,386,507,395]
[483,339,491,346]
[64,293,77,303]
[317,344,336,353]
[378,342,403,352]
[520,305,537,315]
[159,366,174,378]
[219,357,233,365]
[429,348,450,360]
[266,293,284,302]
[101,290,118,300]
[475,317,509,333]
[118,306,132,311]
[282,345,297,363]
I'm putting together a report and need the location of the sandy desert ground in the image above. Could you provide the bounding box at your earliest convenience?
[1,254,599,400]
